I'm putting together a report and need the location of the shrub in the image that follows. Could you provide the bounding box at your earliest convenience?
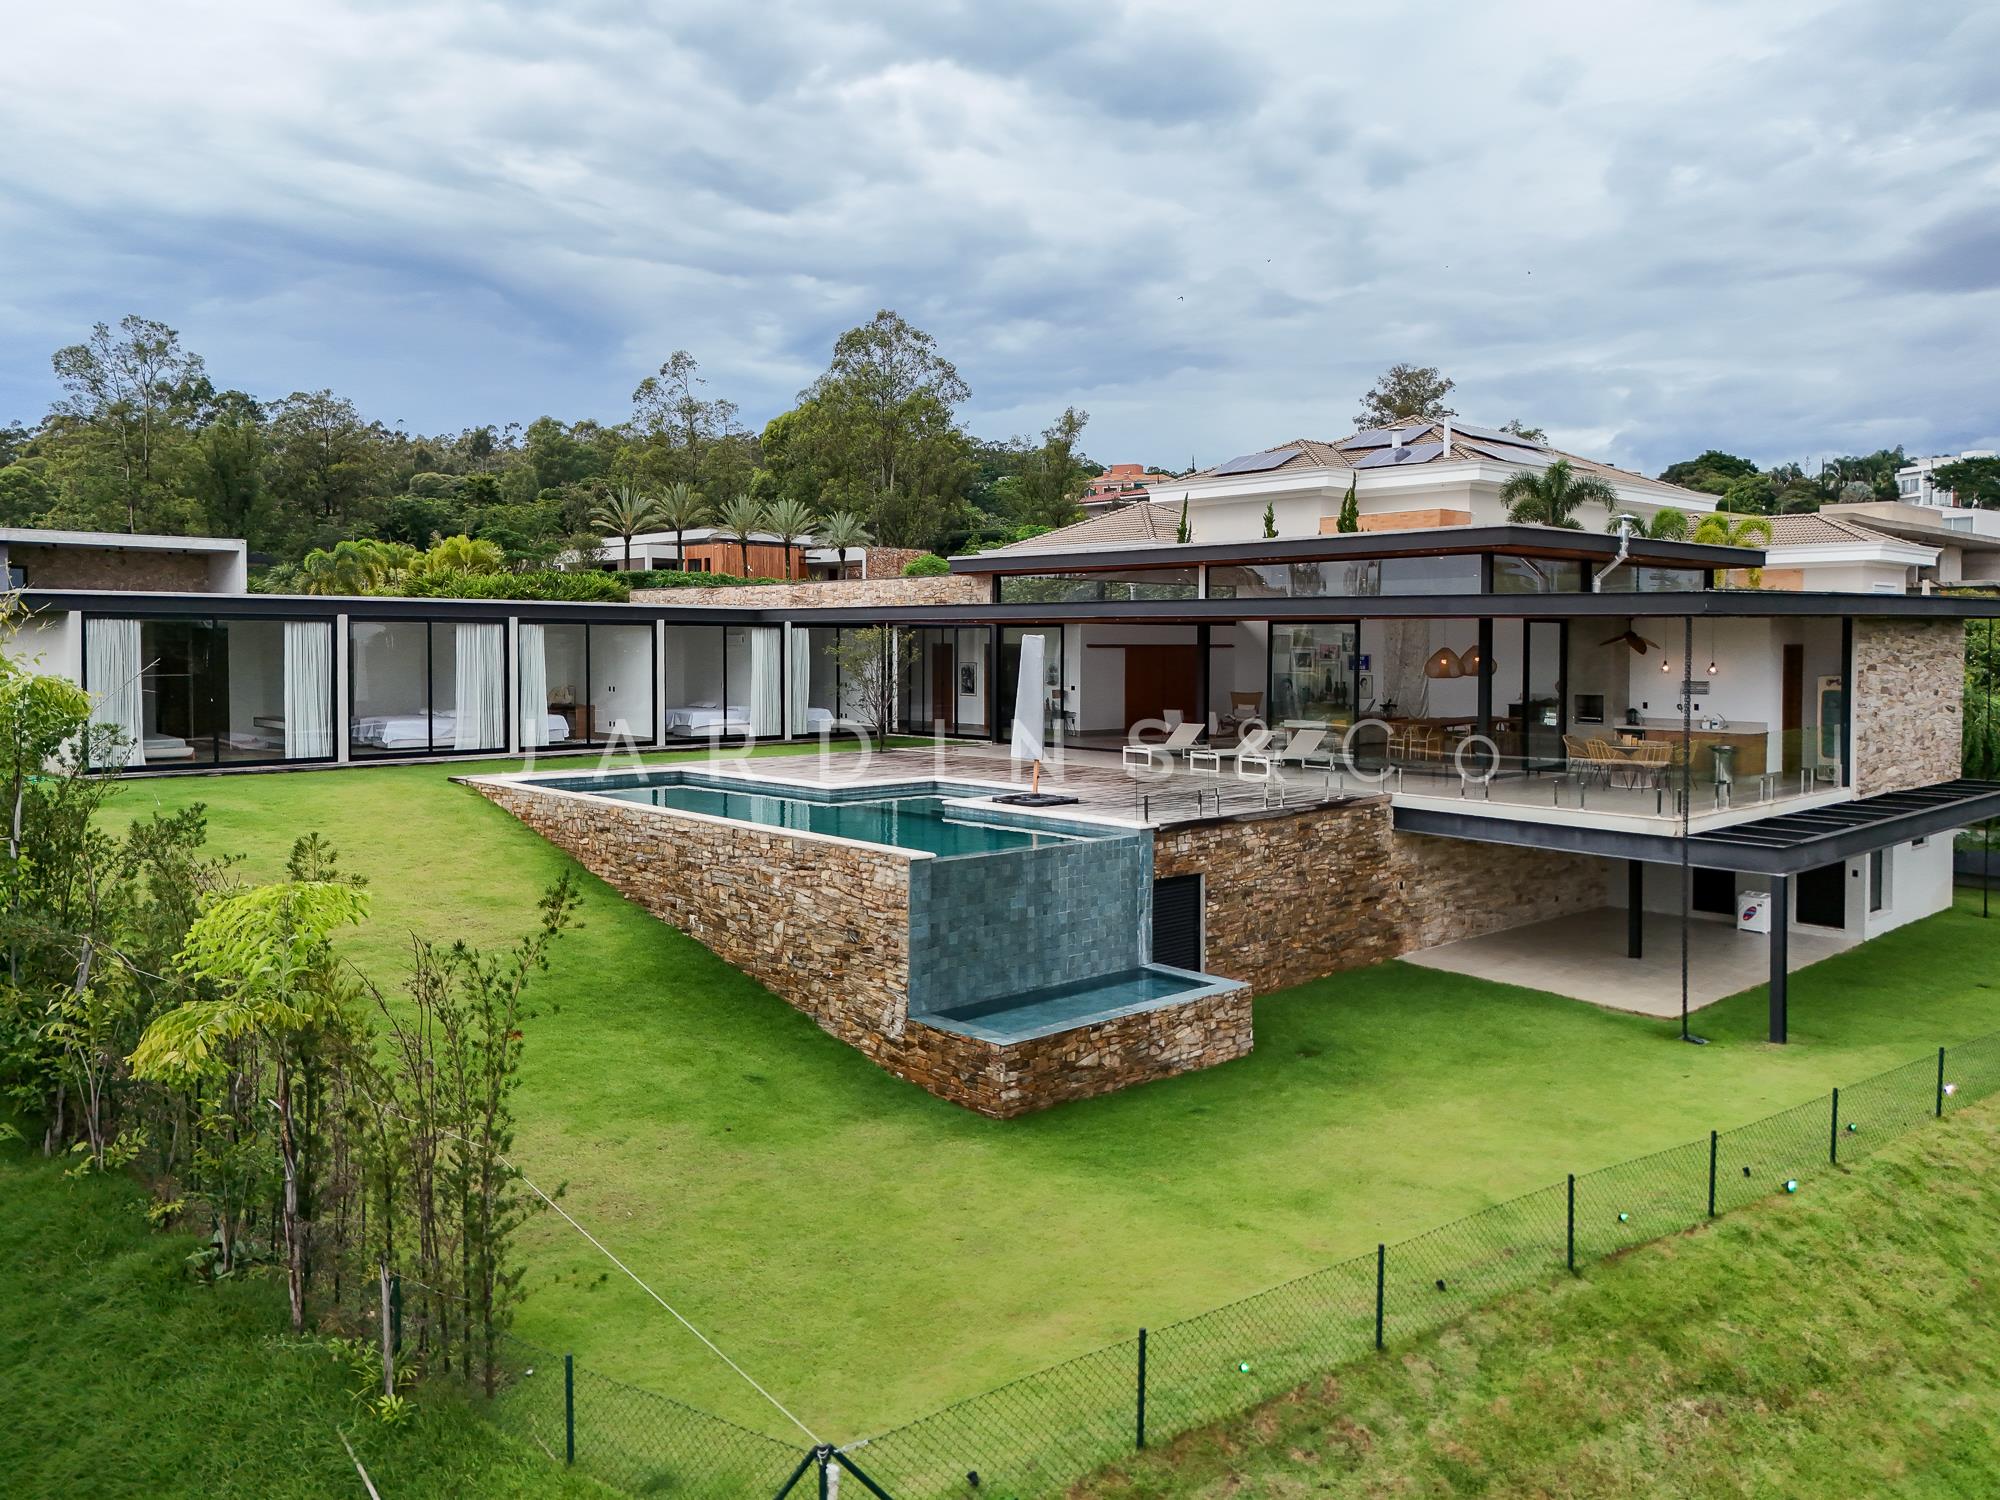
[902,553,951,577]
[623,569,781,589]
[397,569,630,602]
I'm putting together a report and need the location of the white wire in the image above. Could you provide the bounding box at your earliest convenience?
[384,1109,822,1445]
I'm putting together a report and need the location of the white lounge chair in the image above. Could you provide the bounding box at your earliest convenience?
[1273,726,1331,767]
[1122,720,1205,771]
[1187,725,1274,774]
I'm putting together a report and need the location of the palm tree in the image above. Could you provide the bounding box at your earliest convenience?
[1645,507,1690,541]
[817,510,873,578]
[590,484,664,571]
[715,492,767,577]
[654,481,708,574]
[1498,458,1619,530]
[296,538,415,595]
[418,533,507,575]
[762,496,819,580]
[1692,513,1775,586]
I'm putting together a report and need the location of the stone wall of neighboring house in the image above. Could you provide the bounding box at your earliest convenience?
[1850,617,1965,796]
[1388,832,1608,951]
[1337,510,1473,532]
[1153,797,1408,993]
[632,574,989,609]
[898,990,1253,1118]
[835,547,930,579]
[11,544,215,592]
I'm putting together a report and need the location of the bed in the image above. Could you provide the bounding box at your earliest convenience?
[665,703,752,737]
[352,712,573,750]
[141,733,197,761]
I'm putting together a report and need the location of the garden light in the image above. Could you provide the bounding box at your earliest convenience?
[1237,1361,1251,1374]
[1617,1212,1630,1223]
[1784,1179,1799,1193]
[1944,1082,1958,1097]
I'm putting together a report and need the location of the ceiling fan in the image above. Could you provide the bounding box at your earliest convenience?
[1599,629,1661,655]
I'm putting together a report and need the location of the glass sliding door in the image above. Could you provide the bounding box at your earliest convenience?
[997,628,1064,741]
[1268,623,1358,728]
[1518,620,1567,769]
[663,625,734,738]
[589,623,656,743]
[84,614,334,770]
[350,618,505,756]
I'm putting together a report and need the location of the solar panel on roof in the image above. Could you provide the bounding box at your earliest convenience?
[1450,420,1545,450]
[1341,427,1401,449]
[1350,441,1445,468]
[1211,446,1303,476]
[1462,440,1540,464]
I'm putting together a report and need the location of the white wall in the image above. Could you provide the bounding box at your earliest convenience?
[589,624,655,737]
[1864,836,1956,938]
[664,626,724,707]
[1073,624,1199,732]
[4,609,80,682]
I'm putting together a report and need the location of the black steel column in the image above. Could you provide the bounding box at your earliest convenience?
[1768,872,1790,1044]
[1195,622,1212,734]
[1627,860,1645,959]
[1475,617,1494,738]
[987,624,1002,743]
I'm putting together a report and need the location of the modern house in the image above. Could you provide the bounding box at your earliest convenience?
[1080,463,1175,515]
[1894,450,1996,510]
[5,420,1996,1114]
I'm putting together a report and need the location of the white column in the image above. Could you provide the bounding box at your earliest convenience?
[505,615,522,755]
[334,614,352,763]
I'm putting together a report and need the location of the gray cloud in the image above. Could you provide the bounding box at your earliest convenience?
[0,0,1995,477]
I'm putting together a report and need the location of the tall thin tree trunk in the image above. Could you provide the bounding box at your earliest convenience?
[276,1059,305,1333]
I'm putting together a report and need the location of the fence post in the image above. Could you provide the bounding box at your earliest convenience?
[1707,1131,1718,1218]
[563,1353,575,1466]
[1565,1174,1575,1273]
[1374,1244,1385,1351]
[1135,1328,1147,1450]
[1937,1046,1947,1117]
[1830,1087,1840,1165]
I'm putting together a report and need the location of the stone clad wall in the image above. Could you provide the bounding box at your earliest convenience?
[632,574,989,609]
[469,780,914,1045]
[1153,797,1608,991]
[1153,798,1408,994]
[13,545,215,592]
[1851,618,1964,797]
[900,990,1253,1118]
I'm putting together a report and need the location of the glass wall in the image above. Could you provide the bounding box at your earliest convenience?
[1492,556,1586,593]
[350,619,504,757]
[998,568,1198,603]
[1596,565,1707,592]
[661,625,781,739]
[898,627,992,735]
[84,615,334,769]
[790,626,844,736]
[1269,623,1359,727]
[1208,555,1481,598]
[520,622,656,748]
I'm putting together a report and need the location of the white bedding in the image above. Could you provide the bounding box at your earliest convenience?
[352,711,572,750]
[665,704,751,736]
[143,733,196,761]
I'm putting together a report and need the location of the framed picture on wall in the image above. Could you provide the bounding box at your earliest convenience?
[958,663,977,697]
[1356,672,1373,703]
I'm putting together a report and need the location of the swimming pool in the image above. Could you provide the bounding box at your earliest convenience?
[539,771,1093,858]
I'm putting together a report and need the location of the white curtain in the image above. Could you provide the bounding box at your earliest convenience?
[748,626,783,738]
[785,626,811,736]
[518,623,550,748]
[453,622,507,750]
[86,617,146,767]
[283,621,333,759]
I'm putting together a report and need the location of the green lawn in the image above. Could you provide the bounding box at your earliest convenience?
[108,751,2000,1442]
[0,1143,609,1500]
[1080,1094,2000,1498]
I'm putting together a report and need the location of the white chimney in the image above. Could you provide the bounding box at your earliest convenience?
[1390,425,1408,450]
[1441,416,1452,453]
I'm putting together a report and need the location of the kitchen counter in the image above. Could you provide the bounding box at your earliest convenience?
[1613,720,1771,777]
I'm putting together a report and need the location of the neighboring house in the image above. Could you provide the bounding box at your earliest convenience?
[589,526,811,579]
[1136,420,1715,542]
[0,526,247,594]
[1894,450,1997,509]
[1744,514,1941,594]
[1080,463,1175,515]
[1822,499,2000,588]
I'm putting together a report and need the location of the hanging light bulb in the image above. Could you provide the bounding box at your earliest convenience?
[1661,654,1673,673]
[1707,657,1719,676]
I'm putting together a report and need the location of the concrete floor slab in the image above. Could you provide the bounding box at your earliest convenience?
[1403,907,1856,1017]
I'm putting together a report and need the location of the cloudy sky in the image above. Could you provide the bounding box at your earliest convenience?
[3,0,1996,475]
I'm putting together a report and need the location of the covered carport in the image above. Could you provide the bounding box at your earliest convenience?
[1397,778,2000,1041]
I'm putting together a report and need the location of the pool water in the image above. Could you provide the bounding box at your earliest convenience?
[588,779,1082,858]
[926,967,1227,1043]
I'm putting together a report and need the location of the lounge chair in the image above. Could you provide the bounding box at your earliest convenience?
[1187,725,1274,774]
[1122,720,1205,771]
[1273,726,1331,767]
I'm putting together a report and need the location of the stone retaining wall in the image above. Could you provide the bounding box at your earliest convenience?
[632,574,989,609]
[899,990,1252,1118]
[1389,832,1607,950]
[1851,618,1964,797]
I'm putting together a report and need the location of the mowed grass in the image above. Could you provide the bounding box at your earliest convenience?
[1081,1095,2000,1499]
[0,1144,609,1500]
[107,752,2000,1440]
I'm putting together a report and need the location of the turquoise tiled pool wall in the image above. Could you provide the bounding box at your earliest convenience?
[906,830,1153,1017]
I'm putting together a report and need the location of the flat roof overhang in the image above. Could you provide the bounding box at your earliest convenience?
[1395,779,2000,876]
[948,525,1760,576]
[21,586,2000,629]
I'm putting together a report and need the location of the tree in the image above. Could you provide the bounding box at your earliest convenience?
[628,352,750,493]
[1354,363,1454,428]
[1001,407,1093,529]
[1501,419,1547,443]
[653,481,709,572]
[189,412,270,543]
[1933,457,2000,510]
[266,390,385,530]
[49,315,210,532]
[1175,494,1192,544]
[828,626,910,737]
[762,495,818,580]
[1262,501,1277,539]
[1645,507,1691,541]
[1693,513,1775,585]
[414,535,506,576]
[714,492,767,575]
[295,538,415,595]
[1499,457,1618,530]
[1336,476,1359,533]
[589,484,663,570]
[1657,450,1759,495]
[130,880,371,1331]
[817,510,872,577]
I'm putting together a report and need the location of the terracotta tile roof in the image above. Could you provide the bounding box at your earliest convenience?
[1763,513,1906,547]
[981,502,1180,555]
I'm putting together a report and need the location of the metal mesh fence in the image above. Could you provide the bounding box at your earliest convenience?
[477,1025,2000,1498]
